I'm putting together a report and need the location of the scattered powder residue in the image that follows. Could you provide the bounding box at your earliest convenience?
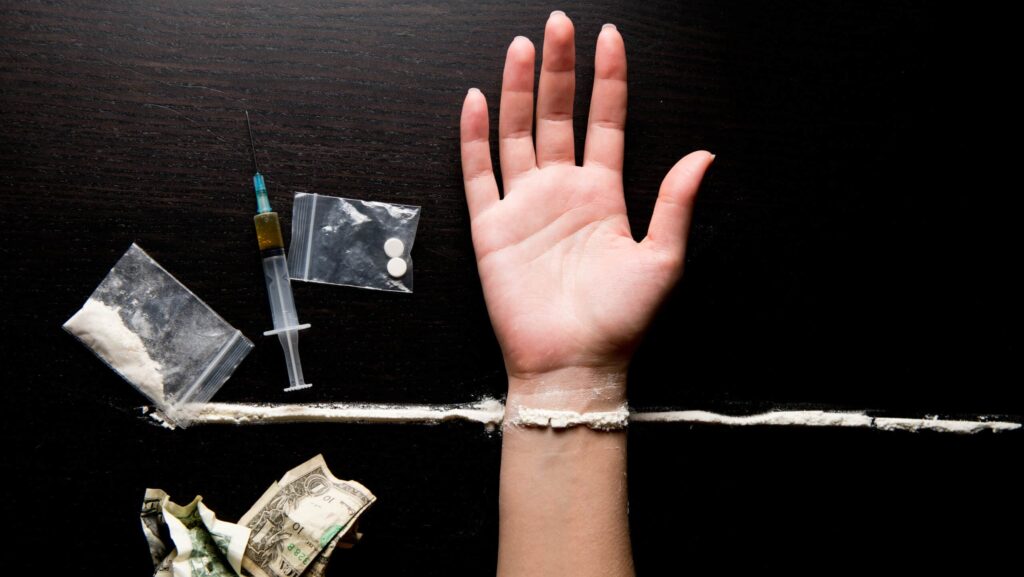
[164,402,1020,434]
[64,298,164,401]
[140,406,177,430]
[508,405,631,430]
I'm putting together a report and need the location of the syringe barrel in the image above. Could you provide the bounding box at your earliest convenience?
[262,252,300,330]
[254,211,298,329]
[254,212,311,390]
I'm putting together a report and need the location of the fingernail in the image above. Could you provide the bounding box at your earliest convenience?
[468,87,481,95]
[708,153,717,162]
[513,35,528,42]
[602,23,617,31]
[550,10,566,18]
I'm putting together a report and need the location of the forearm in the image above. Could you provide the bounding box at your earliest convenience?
[497,369,635,577]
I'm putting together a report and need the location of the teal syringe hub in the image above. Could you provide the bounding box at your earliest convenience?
[254,173,272,214]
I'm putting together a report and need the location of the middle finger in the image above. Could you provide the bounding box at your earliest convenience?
[536,11,576,167]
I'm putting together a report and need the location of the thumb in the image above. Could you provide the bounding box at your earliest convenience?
[642,150,715,257]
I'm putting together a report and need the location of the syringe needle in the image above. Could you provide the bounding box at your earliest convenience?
[245,110,260,175]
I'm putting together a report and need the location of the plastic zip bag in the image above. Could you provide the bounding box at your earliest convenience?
[63,243,253,427]
[288,192,421,293]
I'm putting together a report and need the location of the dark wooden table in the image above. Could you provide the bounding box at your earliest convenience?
[2,1,1019,573]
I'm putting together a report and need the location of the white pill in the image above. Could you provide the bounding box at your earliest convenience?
[384,238,405,258]
[387,257,408,278]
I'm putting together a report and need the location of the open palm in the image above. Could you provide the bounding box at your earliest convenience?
[460,13,714,382]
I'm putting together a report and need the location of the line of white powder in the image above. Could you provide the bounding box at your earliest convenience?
[161,400,1021,434]
[176,399,507,428]
[630,410,1021,433]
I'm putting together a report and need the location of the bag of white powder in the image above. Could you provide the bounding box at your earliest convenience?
[63,243,253,427]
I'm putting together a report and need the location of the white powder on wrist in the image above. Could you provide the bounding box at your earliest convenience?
[507,405,631,431]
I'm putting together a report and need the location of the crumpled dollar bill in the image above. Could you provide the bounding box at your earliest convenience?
[140,488,251,577]
[238,454,376,577]
[141,455,373,577]
[140,459,372,573]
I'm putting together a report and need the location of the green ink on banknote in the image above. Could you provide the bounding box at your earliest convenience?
[320,524,344,548]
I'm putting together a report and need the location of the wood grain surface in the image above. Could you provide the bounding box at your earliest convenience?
[2,1,1019,573]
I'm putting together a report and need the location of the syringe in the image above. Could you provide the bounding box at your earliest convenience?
[245,111,312,391]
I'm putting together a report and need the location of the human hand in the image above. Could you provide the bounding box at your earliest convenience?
[460,11,714,405]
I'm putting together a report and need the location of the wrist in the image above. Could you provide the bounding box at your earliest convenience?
[506,366,628,414]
